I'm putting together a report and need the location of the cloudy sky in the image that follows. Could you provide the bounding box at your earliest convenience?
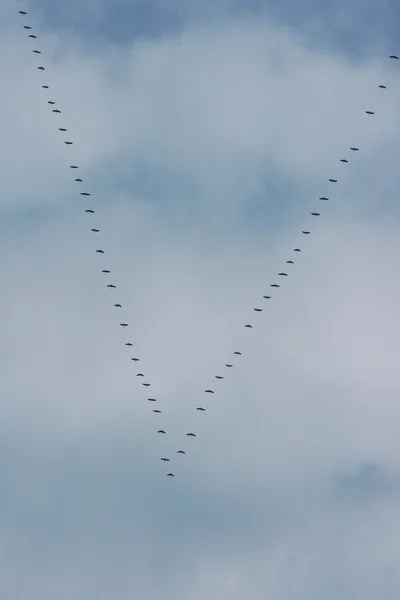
[2,0,400,597]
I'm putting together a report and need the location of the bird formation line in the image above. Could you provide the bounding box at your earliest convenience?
[15,2,398,478]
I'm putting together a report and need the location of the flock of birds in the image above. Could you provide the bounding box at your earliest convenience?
[14,1,399,478]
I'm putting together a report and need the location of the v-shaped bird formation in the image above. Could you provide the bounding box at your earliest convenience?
[14,0,398,478]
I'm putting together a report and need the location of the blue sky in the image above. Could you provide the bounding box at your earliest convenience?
[2,0,400,598]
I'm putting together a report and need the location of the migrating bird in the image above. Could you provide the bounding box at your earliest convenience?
[64,141,73,145]
[389,54,399,59]
[136,373,144,377]
[205,389,214,394]
[286,260,294,264]
[378,85,386,89]
[225,364,233,368]
[186,433,196,437]
[52,109,61,113]
[47,101,55,105]
[153,409,161,414]
[215,375,223,379]
[125,343,133,347]
[167,473,175,477]
[302,231,310,235]
[96,249,104,254]
[294,248,301,252]
[91,228,99,233]
[143,383,151,387]
[85,209,94,214]
[70,165,79,169]
[42,85,49,89]
[75,178,83,182]
[271,283,280,288]
[196,407,206,412]
[177,450,186,455]
[131,357,139,362]
[148,398,157,402]
[340,159,348,163]
[365,110,375,115]
[114,303,122,308]
[18,10,27,14]
[328,178,337,183]
[23,26,32,30]
[320,196,329,201]
[158,430,166,434]
[254,308,262,312]
[350,147,359,151]
[102,269,110,273]
[311,213,320,217]
[278,272,288,276]
[120,323,128,327]
[32,50,41,54]
[233,351,242,356]
[59,128,67,131]
[29,34,37,39]
[245,324,253,328]
[37,66,45,71]
[107,284,116,289]
[80,192,90,196]
[161,458,170,462]
[263,295,271,299]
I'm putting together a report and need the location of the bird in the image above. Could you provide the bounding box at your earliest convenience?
[96,249,104,254]
[59,127,67,131]
[167,473,175,477]
[125,343,133,347]
[153,409,161,414]
[340,159,348,163]
[107,284,116,288]
[47,101,55,105]
[91,228,99,233]
[23,25,32,30]
[278,272,288,276]
[32,50,41,54]
[18,10,27,14]
[389,54,399,59]
[263,295,271,299]
[64,141,73,145]
[186,433,196,437]
[233,351,242,356]
[161,458,170,462]
[302,231,310,235]
[102,269,110,273]
[143,383,151,387]
[37,66,45,71]
[136,373,144,377]
[378,85,386,89]
[271,283,280,288]
[158,430,166,434]
[245,324,253,328]
[225,364,233,368]
[286,260,294,264]
[215,375,223,379]
[75,178,83,182]
[205,389,214,394]
[177,450,186,455]
[320,196,329,201]
[365,110,375,115]
[196,407,206,412]
[294,248,301,252]
[120,323,128,327]
[80,192,90,196]
[52,109,61,113]
[328,178,337,183]
[131,357,139,362]
[311,213,320,217]
[85,209,94,214]
[42,85,49,89]
[350,147,359,151]
[254,308,262,312]
[28,34,37,39]
[148,398,157,402]
[70,165,79,169]
[114,303,122,308]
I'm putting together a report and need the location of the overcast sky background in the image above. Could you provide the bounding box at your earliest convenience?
[2,0,400,598]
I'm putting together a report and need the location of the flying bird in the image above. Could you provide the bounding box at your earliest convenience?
[167,473,175,477]
[120,323,128,327]
[96,249,104,254]
[85,209,94,214]
[125,343,133,346]
[18,10,27,14]
[148,398,157,402]
[205,389,214,394]
[114,303,122,308]
[52,109,61,113]
[389,54,399,59]
[302,231,310,235]
[311,213,320,216]
[245,324,253,328]
[340,159,348,163]
[225,364,233,368]
[196,407,206,412]
[215,375,223,379]
[70,165,79,168]
[131,357,139,362]
[271,283,280,288]
[102,269,110,273]
[328,178,337,183]
[80,192,90,196]
[107,284,116,288]
[75,178,83,182]
[47,101,55,105]
[59,127,67,131]
[254,308,262,312]
[161,458,170,462]
[233,351,242,355]
[319,196,329,201]
[37,66,45,70]
[64,141,73,145]
[143,383,151,387]
[263,295,271,299]
[28,35,37,39]
[158,430,166,434]
[365,110,375,115]
[153,409,161,414]
[177,450,186,455]
[286,260,294,264]
[378,85,386,89]
[278,272,288,276]
[186,433,196,437]
[42,85,49,89]
[23,26,32,29]
[91,228,99,233]
[350,147,359,151]
[32,50,41,54]
[294,248,301,252]
[136,373,144,377]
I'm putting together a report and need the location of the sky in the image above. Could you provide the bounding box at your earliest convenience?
[2,0,400,598]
